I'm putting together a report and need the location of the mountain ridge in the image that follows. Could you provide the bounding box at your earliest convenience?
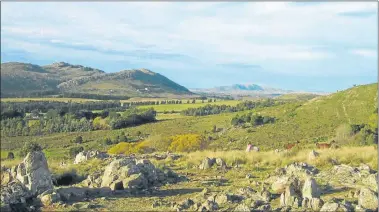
[0,62,192,98]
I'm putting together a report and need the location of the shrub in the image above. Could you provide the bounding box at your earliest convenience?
[19,141,42,157]
[168,134,207,152]
[335,124,353,142]
[143,135,171,152]
[74,136,83,144]
[69,146,84,158]
[7,152,15,160]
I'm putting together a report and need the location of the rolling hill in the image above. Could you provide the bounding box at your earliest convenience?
[0,62,192,98]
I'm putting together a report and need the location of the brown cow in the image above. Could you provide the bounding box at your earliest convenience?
[284,140,300,150]
[316,140,336,149]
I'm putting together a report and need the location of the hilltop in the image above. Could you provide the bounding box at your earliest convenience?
[0,62,192,98]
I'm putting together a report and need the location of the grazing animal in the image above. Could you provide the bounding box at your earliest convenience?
[252,146,260,152]
[246,144,252,152]
[316,140,336,149]
[284,141,300,150]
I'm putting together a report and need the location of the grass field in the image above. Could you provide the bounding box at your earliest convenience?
[137,100,241,112]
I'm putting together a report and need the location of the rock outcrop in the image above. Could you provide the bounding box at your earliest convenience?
[100,158,181,191]
[12,151,53,195]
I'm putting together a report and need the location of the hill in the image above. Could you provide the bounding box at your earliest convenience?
[0,62,192,98]
[190,83,294,97]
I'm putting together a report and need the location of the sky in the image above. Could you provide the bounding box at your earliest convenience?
[1,2,378,92]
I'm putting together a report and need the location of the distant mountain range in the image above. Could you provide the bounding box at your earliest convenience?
[1,62,192,98]
[190,84,328,97]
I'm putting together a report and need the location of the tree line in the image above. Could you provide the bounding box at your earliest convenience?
[1,101,124,119]
[1,108,156,137]
[181,99,281,116]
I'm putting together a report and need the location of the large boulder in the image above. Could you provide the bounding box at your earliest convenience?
[13,151,53,195]
[358,187,378,211]
[302,177,320,199]
[74,150,108,164]
[100,158,180,191]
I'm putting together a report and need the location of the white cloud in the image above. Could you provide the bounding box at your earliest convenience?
[350,49,377,58]
[1,2,377,75]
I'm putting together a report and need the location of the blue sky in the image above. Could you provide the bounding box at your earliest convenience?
[1,2,378,92]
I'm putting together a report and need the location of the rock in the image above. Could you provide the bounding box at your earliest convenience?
[74,150,109,164]
[302,197,324,211]
[82,172,102,188]
[280,183,301,208]
[320,202,349,211]
[238,187,256,196]
[256,203,271,211]
[214,193,242,205]
[14,151,54,195]
[1,167,12,186]
[0,181,33,205]
[199,200,218,211]
[308,150,319,161]
[40,191,61,206]
[358,187,378,211]
[199,157,216,170]
[284,162,318,178]
[246,174,253,179]
[259,188,272,202]
[271,176,301,193]
[302,177,320,199]
[122,173,148,191]
[101,158,180,191]
[362,173,378,192]
[73,202,95,209]
[215,158,227,168]
[175,198,194,211]
[55,187,90,202]
[234,204,251,212]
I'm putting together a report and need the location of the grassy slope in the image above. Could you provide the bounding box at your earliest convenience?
[1,84,376,157]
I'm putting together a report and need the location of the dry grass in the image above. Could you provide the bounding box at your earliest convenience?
[181,146,377,171]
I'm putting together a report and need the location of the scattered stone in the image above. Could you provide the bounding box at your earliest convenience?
[358,187,378,211]
[74,150,108,164]
[302,197,324,211]
[199,157,216,170]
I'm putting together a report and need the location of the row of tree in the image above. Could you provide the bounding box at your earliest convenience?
[181,99,281,116]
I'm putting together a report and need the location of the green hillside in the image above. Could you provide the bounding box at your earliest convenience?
[1,83,376,153]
